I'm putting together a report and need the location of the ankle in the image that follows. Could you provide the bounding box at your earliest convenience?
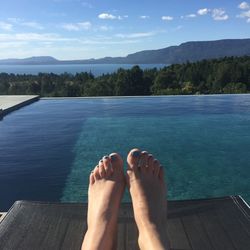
[82,225,116,250]
[138,222,169,250]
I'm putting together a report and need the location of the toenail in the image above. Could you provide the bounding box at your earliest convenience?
[110,155,117,162]
[104,155,109,159]
[132,150,141,157]
[154,159,159,163]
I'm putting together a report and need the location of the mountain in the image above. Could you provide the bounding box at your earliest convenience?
[0,39,250,65]
[0,56,59,65]
[123,38,250,64]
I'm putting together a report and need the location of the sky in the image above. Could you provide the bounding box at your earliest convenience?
[0,0,249,60]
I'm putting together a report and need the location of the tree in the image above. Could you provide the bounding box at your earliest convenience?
[223,82,247,94]
[151,69,178,94]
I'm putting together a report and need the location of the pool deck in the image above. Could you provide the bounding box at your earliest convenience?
[0,95,39,118]
[0,196,249,250]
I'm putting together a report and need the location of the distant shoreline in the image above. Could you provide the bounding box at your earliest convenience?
[0,63,166,76]
[41,93,250,99]
[0,38,250,66]
[0,57,249,97]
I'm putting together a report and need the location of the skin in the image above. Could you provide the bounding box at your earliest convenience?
[81,153,125,250]
[82,149,169,250]
[126,148,169,250]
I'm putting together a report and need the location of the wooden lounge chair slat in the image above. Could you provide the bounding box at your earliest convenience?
[0,196,249,250]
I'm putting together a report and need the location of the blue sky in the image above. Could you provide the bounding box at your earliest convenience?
[0,0,249,60]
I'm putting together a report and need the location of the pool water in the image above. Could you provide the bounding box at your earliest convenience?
[0,95,250,210]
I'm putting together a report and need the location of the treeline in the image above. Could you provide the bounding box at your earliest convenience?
[0,56,249,96]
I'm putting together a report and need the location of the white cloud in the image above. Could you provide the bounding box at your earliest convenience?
[0,32,140,48]
[7,18,22,23]
[162,16,173,21]
[98,13,127,20]
[21,22,44,30]
[140,15,150,19]
[212,9,229,21]
[237,9,250,22]
[237,2,250,22]
[62,22,92,31]
[238,2,250,9]
[98,25,113,31]
[115,32,155,39]
[62,24,80,31]
[0,22,13,31]
[197,8,210,15]
[98,13,116,20]
[78,39,138,45]
[0,41,28,49]
[181,14,196,19]
[0,33,76,42]
[7,18,44,30]
[78,22,92,30]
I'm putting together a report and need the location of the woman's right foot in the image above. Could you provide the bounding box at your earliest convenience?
[82,153,125,250]
[126,148,169,250]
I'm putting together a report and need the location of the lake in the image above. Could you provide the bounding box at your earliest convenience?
[0,64,166,76]
[0,95,250,210]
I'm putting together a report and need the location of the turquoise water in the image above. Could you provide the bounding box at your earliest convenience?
[0,64,165,76]
[0,95,250,210]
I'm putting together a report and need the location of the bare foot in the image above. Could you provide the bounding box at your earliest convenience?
[126,148,169,250]
[82,153,125,250]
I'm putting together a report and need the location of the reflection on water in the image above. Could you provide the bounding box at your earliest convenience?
[0,95,250,210]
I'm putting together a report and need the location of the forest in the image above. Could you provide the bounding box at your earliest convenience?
[0,56,249,97]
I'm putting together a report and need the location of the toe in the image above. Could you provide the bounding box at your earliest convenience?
[126,168,138,189]
[109,153,123,173]
[139,151,149,173]
[93,166,101,180]
[147,154,154,173]
[89,171,95,185]
[103,155,112,177]
[98,160,106,178]
[153,159,160,177]
[127,148,141,172]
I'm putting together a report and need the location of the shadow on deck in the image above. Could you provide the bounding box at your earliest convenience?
[0,196,249,250]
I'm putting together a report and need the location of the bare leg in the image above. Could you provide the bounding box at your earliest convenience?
[126,148,169,250]
[82,153,125,250]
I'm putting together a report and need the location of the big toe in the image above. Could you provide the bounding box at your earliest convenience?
[127,148,141,171]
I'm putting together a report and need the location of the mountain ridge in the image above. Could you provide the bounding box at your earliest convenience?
[0,38,250,65]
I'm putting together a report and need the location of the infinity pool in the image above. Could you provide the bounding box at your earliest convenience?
[0,95,250,210]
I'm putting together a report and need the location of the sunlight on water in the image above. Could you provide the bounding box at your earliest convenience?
[61,112,250,203]
[1,95,250,210]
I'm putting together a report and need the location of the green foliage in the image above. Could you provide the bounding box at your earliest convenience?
[0,56,249,96]
[223,82,247,94]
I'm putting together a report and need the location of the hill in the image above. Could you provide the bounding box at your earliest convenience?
[0,39,250,65]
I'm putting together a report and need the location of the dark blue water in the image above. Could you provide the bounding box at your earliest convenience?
[0,64,165,76]
[0,95,250,210]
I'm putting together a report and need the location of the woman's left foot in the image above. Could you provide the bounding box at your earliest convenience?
[82,153,125,250]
